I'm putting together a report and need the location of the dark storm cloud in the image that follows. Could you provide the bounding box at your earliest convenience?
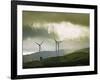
[22,11,89,40]
[23,25,51,40]
[23,11,89,26]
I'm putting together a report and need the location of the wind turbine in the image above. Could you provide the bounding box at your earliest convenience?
[48,26,63,57]
[35,41,44,52]
[34,41,44,61]
[54,39,62,56]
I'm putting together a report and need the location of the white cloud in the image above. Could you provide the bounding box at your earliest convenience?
[48,22,89,41]
[23,21,89,55]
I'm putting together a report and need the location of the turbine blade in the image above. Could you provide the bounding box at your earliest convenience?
[59,41,63,43]
[40,41,44,45]
[34,42,39,45]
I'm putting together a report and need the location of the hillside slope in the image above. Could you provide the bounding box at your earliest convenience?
[23,48,89,68]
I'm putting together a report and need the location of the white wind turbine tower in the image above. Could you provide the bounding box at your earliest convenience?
[48,25,63,57]
[34,41,44,61]
[54,39,62,56]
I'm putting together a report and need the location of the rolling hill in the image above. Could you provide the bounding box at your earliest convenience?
[23,50,65,63]
[23,48,89,69]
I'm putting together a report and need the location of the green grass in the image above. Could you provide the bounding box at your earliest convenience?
[23,48,89,69]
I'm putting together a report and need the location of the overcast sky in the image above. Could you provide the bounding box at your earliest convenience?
[22,11,89,55]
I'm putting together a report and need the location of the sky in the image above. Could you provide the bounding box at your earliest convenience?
[22,11,89,55]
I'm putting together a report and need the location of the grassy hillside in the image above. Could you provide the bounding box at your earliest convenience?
[23,50,65,63]
[23,48,89,69]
